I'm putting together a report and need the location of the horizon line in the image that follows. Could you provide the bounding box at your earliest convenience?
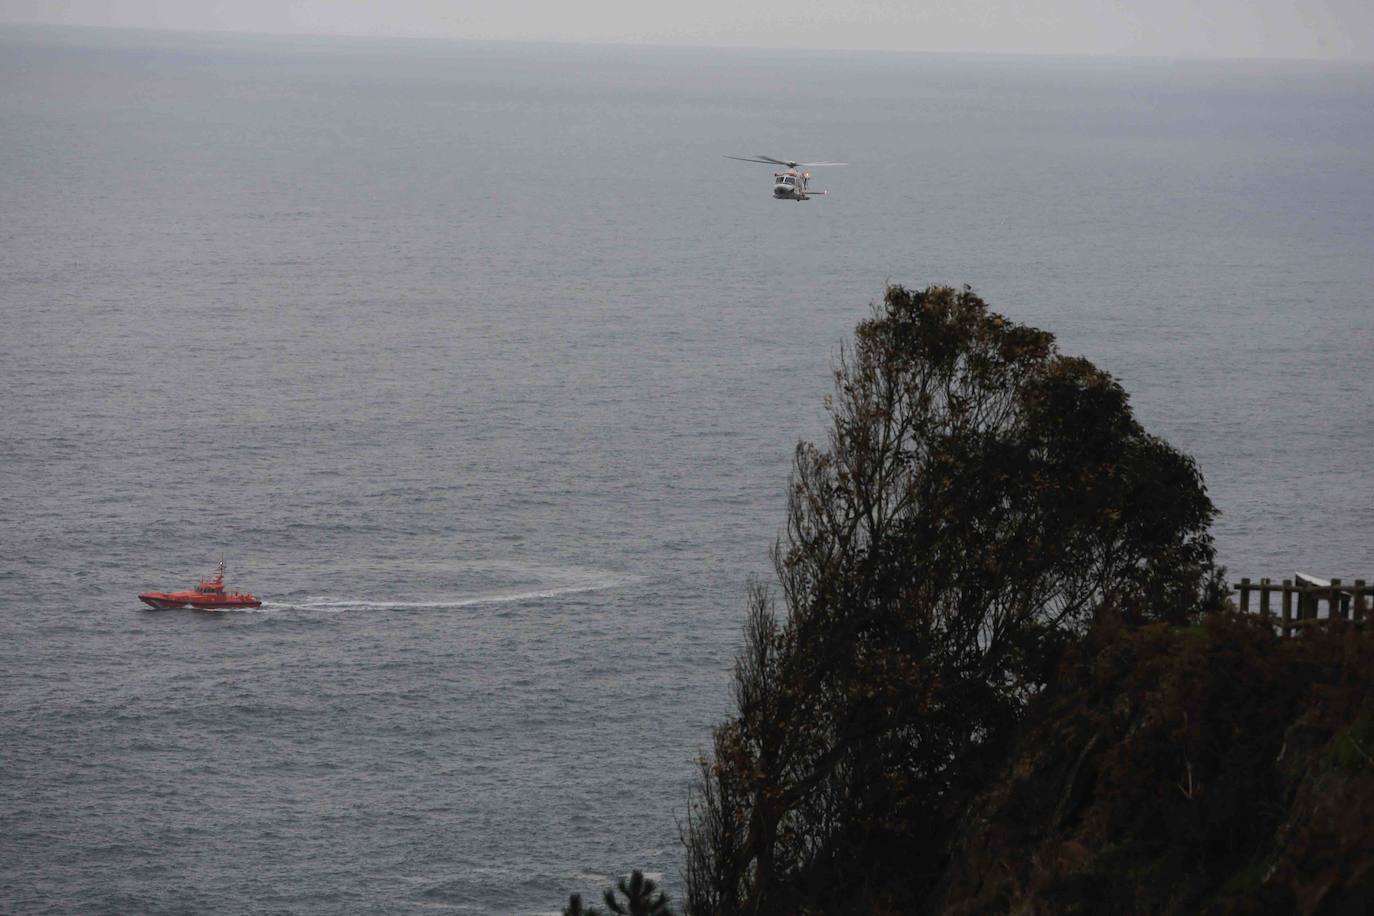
[3,20,1372,67]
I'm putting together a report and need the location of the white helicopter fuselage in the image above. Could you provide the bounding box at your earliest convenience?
[773,170,823,201]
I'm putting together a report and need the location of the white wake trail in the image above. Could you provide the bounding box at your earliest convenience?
[263,576,632,612]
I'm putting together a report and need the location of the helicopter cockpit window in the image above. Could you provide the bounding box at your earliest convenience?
[780,176,795,185]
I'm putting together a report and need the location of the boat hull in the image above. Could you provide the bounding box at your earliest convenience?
[138,592,262,610]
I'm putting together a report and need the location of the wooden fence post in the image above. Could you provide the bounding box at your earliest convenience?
[1239,577,1251,613]
[1281,579,1293,637]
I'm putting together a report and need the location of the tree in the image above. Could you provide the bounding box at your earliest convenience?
[685,285,1219,914]
[565,870,675,916]
[603,870,673,915]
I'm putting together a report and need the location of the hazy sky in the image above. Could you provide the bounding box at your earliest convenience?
[2,0,1372,60]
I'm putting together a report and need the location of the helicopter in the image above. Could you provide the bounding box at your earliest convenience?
[724,155,847,201]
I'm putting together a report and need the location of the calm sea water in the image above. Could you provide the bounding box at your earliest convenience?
[2,26,1372,914]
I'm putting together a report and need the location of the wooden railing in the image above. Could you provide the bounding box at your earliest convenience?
[1233,577,1371,636]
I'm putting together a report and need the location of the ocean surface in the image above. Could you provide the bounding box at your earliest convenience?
[2,25,1371,914]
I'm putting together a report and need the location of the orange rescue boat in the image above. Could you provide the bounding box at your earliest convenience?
[139,560,262,610]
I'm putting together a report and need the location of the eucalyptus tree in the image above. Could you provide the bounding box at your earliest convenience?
[685,285,1219,914]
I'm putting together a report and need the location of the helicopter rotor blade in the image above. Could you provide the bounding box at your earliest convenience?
[725,155,848,168]
[757,155,848,167]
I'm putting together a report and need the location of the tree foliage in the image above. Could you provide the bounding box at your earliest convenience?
[564,870,675,916]
[684,285,1220,914]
